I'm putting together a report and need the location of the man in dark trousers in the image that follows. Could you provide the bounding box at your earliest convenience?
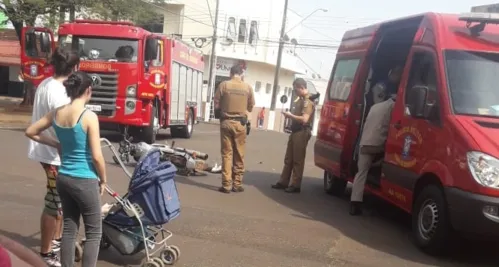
[214,65,255,193]
[271,78,315,193]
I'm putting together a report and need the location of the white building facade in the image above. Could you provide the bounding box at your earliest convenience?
[161,0,305,132]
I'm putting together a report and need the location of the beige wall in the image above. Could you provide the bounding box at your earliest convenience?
[163,4,184,36]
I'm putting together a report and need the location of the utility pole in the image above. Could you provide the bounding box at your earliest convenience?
[268,0,289,130]
[204,0,220,121]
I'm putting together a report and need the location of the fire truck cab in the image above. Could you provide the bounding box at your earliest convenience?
[20,20,205,143]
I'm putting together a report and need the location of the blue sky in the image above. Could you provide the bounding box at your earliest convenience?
[289,0,496,78]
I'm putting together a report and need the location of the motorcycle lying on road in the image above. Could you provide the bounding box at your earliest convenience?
[112,129,221,176]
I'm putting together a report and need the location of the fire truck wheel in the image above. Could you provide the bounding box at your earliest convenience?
[141,105,158,144]
[324,171,347,196]
[412,185,453,256]
[171,109,194,139]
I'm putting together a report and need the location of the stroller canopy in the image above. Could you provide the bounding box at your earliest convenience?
[129,148,178,192]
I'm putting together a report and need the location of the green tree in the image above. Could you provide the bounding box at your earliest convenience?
[0,0,62,42]
[86,0,166,27]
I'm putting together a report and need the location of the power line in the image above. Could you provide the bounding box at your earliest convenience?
[296,54,320,75]
[141,0,226,32]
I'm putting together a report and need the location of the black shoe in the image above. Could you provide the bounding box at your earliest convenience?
[284,186,301,193]
[271,183,287,190]
[218,187,231,194]
[349,201,363,216]
[232,186,245,193]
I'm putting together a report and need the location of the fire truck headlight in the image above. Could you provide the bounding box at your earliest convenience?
[467,151,499,188]
[125,99,136,115]
[126,85,137,97]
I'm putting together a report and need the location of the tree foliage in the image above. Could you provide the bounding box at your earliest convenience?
[84,0,166,26]
[0,0,57,40]
[0,0,166,42]
[0,0,166,105]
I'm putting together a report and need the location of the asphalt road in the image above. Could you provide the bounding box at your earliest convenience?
[0,123,497,267]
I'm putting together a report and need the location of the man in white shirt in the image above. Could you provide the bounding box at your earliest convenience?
[27,77,70,266]
[350,95,396,215]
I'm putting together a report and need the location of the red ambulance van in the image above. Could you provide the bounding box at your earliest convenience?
[314,12,499,255]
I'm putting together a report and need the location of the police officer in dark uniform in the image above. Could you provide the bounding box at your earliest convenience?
[214,65,255,193]
[271,78,315,193]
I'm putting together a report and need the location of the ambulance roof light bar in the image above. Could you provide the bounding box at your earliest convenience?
[458,12,499,36]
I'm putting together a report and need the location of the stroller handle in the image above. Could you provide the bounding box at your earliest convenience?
[100,138,132,178]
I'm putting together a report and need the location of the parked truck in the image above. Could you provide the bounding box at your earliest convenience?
[20,20,205,143]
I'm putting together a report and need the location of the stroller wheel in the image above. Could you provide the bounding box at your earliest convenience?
[100,236,111,249]
[141,259,162,267]
[169,245,180,261]
[74,242,83,262]
[160,248,177,265]
[152,257,165,267]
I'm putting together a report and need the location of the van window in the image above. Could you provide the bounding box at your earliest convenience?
[405,51,438,117]
[328,59,360,101]
[445,50,499,117]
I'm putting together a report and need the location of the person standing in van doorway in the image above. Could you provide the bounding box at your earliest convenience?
[214,65,255,194]
[350,94,397,216]
[271,78,315,193]
[371,66,403,104]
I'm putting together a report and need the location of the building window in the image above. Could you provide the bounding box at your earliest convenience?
[255,81,261,92]
[238,19,247,43]
[266,83,272,94]
[249,21,258,46]
[226,17,236,41]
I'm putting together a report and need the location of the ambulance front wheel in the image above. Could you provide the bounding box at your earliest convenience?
[324,171,347,197]
[412,185,453,256]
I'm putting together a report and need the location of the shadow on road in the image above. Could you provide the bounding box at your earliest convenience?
[243,171,499,267]
[0,230,40,249]
[175,167,499,267]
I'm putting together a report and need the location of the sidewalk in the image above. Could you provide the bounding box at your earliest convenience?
[0,96,32,129]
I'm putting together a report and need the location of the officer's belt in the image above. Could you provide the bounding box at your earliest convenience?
[290,125,311,133]
[221,117,245,122]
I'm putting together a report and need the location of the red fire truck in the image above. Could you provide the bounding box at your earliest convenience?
[20,20,205,143]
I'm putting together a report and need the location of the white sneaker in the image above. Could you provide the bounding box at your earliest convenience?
[51,239,61,252]
[41,252,61,267]
[211,163,221,173]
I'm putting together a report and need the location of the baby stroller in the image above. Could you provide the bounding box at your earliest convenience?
[75,138,181,266]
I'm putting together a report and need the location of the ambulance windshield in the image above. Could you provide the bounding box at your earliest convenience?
[58,35,139,63]
[445,50,499,117]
